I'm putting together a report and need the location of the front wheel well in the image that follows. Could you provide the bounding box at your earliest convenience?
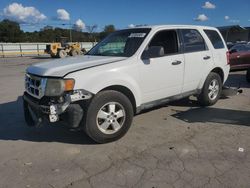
[211,67,224,83]
[100,85,137,114]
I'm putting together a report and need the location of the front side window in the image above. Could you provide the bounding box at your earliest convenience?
[204,30,225,49]
[181,29,206,53]
[148,30,179,55]
[87,28,151,57]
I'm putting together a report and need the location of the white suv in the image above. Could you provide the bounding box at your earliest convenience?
[23,25,230,143]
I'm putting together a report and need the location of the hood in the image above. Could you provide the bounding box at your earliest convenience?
[26,55,127,77]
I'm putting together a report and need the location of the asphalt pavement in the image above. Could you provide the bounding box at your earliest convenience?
[0,57,249,188]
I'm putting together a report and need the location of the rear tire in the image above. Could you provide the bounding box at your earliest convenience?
[198,72,222,106]
[70,49,78,56]
[246,68,250,83]
[84,90,134,143]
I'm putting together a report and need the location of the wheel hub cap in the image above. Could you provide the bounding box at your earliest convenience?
[208,79,219,100]
[96,102,126,134]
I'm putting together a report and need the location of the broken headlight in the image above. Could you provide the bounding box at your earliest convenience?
[45,78,75,96]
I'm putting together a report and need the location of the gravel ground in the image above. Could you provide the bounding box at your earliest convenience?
[0,57,249,188]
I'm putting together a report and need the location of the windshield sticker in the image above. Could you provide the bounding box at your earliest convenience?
[129,33,146,38]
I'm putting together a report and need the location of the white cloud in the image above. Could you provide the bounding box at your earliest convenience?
[202,1,216,9]
[128,24,135,28]
[194,14,209,21]
[75,19,85,30]
[229,19,240,23]
[57,9,70,21]
[3,2,46,23]
[224,16,240,23]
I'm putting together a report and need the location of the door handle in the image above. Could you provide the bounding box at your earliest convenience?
[203,56,211,60]
[172,60,182,65]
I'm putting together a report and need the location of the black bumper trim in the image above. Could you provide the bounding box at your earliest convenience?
[23,92,49,114]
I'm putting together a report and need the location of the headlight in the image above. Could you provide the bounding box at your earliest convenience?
[45,78,75,96]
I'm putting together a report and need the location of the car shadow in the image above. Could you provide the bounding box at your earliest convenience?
[170,73,250,127]
[137,97,200,115]
[0,96,96,145]
[172,107,250,127]
[225,71,250,89]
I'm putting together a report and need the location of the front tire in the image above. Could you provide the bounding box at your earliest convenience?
[58,50,67,58]
[198,72,222,106]
[84,90,134,143]
[246,68,250,83]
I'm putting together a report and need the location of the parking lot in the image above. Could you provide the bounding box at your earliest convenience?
[0,57,249,188]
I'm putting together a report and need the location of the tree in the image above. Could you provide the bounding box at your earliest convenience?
[99,24,116,39]
[86,24,98,43]
[86,24,98,34]
[0,19,23,42]
[0,20,117,43]
[103,25,115,33]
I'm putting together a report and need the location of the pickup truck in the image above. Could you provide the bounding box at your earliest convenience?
[23,25,230,143]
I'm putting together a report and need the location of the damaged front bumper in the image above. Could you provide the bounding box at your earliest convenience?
[23,89,92,128]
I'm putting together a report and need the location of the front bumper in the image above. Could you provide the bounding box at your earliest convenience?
[23,90,92,127]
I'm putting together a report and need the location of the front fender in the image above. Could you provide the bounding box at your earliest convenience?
[65,67,142,107]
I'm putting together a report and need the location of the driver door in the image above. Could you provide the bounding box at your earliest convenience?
[138,30,184,103]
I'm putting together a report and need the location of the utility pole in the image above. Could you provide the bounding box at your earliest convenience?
[62,23,73,42]
[69,21,72,42]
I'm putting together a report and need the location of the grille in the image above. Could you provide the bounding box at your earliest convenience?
[25,74,46,99]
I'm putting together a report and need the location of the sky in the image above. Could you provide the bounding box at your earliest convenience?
[0,0,250,32]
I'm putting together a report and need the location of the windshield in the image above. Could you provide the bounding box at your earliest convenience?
[87,28,151,57]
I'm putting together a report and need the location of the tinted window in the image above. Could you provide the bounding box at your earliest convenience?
[148,30,179,55]
[204,30,225,49]
[181,29,206,53]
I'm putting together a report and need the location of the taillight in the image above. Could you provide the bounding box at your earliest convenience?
[226,51,230,65]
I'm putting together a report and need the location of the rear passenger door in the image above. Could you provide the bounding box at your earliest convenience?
[180,29,213,93]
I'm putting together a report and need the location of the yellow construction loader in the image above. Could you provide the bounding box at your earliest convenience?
[45,38,86,58]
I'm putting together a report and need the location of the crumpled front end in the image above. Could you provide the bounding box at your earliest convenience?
[23,73,92,128]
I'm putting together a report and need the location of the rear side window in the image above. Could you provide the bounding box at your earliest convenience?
[181,29,206,53]
[204,30,225,49]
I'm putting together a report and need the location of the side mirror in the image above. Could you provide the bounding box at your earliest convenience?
[142,46,164,59]
[229,49,237,54]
